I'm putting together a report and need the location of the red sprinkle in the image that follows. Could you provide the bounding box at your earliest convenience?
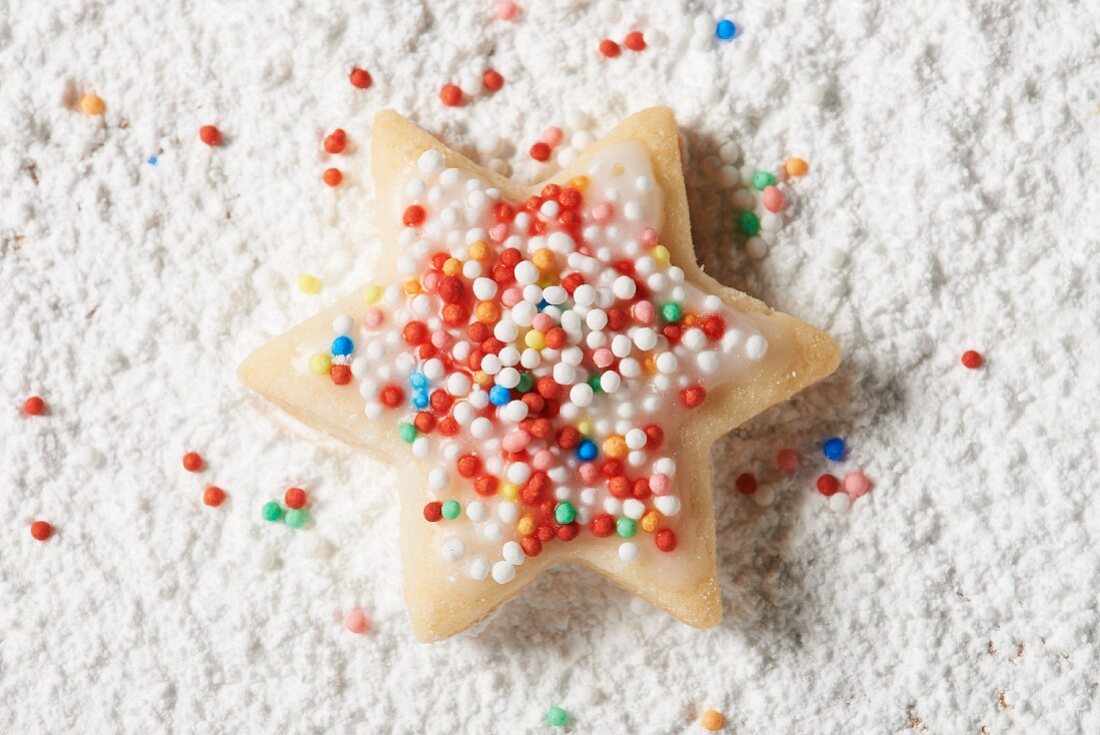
[599,39,621,57]
[182,452,203,472]
[423,502,443,522]
[330,363,351,385]
[203,486,226,507]
[22,396,46,415]
[440,84,463,107]
[623,31,647,51]
[734,473,757,495]
[323,168,343,187]
[285,487,308,509]
[482,69,504,92]
[379,384,405,408]
[655,528,677,552]
[961,350,983,369]
[529,142,551,162]
[520,535,542,556]
[816,474,840,496]
[680,385,706,408]
[324,129,347,154]
[30,520,52,541]
[403,205,427,227]
[199,125,221,146]
[349,68,373,89]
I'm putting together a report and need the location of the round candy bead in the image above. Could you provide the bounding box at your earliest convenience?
[182,452,203,472]
[555,502,577,524]
[261,501,283,522]
[734,473,757,495]
[441,500,461,520]
[599,39,621,57]
[822,437,846,461]
[701,710,725,731]
[616,517,637,538]
[285,487,307,509]
[284,509,308,529]
[576,439,598,461]
[30,520,52,541]
[844,471,871,498]
[762,185,785,212]
[776,448,799,473]
[659,302,683,323]
[331,336,354,356]
[489,385,511,406]
[199,125,221,146]
[785,157,809,177]
[816,474,840,496]
[399,423,418,443]
[546,707,568,727]
[624,31,646,51]
[752,170,776,191]
[80,93,106,116]
[715,19,736,40]
[344,608,370,634]
[349,68,372,89]
[482,69,504,92]
[961,350,983,369]
[739,211,760,236]
[203,486,226,507]
[440,84,463,107]
[323,168,343,187]
[495,0,517,20]
[22,396,46,415]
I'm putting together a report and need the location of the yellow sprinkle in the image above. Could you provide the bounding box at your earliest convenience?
[643,355,658,374]
[468,241,489,261]
[403,279,422,295]
[577,419,594,437]
[363,285,383,304]
[516,515,535,536]
[298,274,321,294]
[569,175,589,190]
[474,371,493,387]
[501,483,519,501]
[442,258,462,276]
[532,247,556,270]
[79,93,105,116]
[602,435,628,460]
[524,330,546,350]
[653,245,670,264]
[683,313,698,327]
[537,275,558,289]
[309,353,332,375]
[641,510,660,533]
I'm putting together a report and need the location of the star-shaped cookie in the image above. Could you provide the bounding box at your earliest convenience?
[239,107,840,641]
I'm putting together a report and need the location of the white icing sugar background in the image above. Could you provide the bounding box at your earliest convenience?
[1,0,1098,733]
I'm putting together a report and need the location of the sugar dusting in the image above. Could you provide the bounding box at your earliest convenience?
[1,0,1099,732]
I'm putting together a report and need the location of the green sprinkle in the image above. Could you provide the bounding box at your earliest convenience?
[399,422,418,443]
[659,301,683,323]
[546,706,568,727]
[587,373,602,393]
[516,372,533,393]
[261,501,282,522]
[555,502,576,525]
[752,170,776,191]
[739,211,761,236]
[616,517,637,538]
[284,508,308,529]
[441,499,461,520]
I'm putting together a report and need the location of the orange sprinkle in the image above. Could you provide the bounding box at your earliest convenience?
[403,280,422,295]
[640,510,660,533]
[442,258,462,276]
[532,247,556,271]
[323,168,343,186]
[569,175,589,190]
[476,301,501,323]
[468,241,489,261]
[701,710,725,731]
[601,435,628,460]
[784,157,809,177]
[516,515,536,536]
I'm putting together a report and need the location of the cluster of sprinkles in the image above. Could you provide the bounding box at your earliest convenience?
[598,31,647,58]
[306,140,771,585]
[261,487,311,529]
[735,437,873,512]
[440,67,506,108]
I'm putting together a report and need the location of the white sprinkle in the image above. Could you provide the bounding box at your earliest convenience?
[481,353,502,375]
[619,358,642,378]
[654,496,681,517]
[573,284,596,306]
[520,348,541,369]
[494,319,519,342]
[828,493,851,513]
[498,501,519,523]
[502,541,525,566]
[466,501,487,523]
[612,275,637,300]
[718,140,741,164]
[586,309,608,331]
[633,328,658,351]
[412,437,430,458]
[623,499,645,519]
[469,556,490,581]
[499,346,520,366]
[618,542,639,562]
[514,261,539,285]
[547,231,574,252]
[418,149,444,174]
[470,417,494,439]
[625,429,647,450]
[635,176,653,193]
[446,372,471,396]
[599,371,621,393]
[468,389,489,409]
[496,367,520,389]
[746,236,769,259]
[543,285,568,304]
[499,400,528,423]
[553,363,576,385]
[570,383,594,407]
[483,522,503,541]
[682,328,707,351]
[539,200,560,218]
[697,352,719,374]
[561,346,584,366]
[473,277,498,300]
[623,202,642,221]
[753,485,776,507]
[506,463,531,485]
[441,539,466,563]
[745,334,768,361]
[492,561,516,584]
[603,498,622,516]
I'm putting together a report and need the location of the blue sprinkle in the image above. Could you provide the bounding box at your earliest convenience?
[331,336,354,356]
[537,299,550,311]
[489,385,511,406]
[409,372,428,390]
[716,19,736,40]
[147,156,158,166]
[576,439,598,462]
[412,390,429,409]
[822,437,846,461]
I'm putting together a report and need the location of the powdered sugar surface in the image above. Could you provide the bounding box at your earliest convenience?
[2,0,1099,732]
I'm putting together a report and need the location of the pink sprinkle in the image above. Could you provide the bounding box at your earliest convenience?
[532,449,554,470]
[502,430,531,453]
[431,330,453,349]
[364,308,385,328]
[592,347,614,368]
[843,471,871,498]
[501,286,523,307]
[649,473,671,495]
[540,126,563,146]
[641,227,659,246]
[532,313,554,332]
[762,185,786,213]
[496,0,518,20]
[591,202,614,223]
[423,271,440,290]
[489,223,509,242]
[344,608,370,634]
[776,448,799,473]
[579,463,599,484]
[632,300,656,325]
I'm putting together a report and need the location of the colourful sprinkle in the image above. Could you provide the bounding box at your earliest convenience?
[22,396,46,416]
[775,448,799,473]
[79,93,106,116]
[785,157,809,177]
[734,473,757,495]
[285,487,307,509]
[546,706,568,727]
[716,19,737,41]
[199,125,221,146]
[440,84,463,107]
[298,274,322,294]
[441,499,461,520]
[345,608,370,634]
[182,452,204,472]
[284,508,308,529]
[816,474,840,496]
[961,350,983,369]
[30,520,53,541]
[349,68,372,89]
[203,486,226,507]
[844,471,871,498]
[261,501,283,522]
[822,437,846,461]
[701,709,725,731]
